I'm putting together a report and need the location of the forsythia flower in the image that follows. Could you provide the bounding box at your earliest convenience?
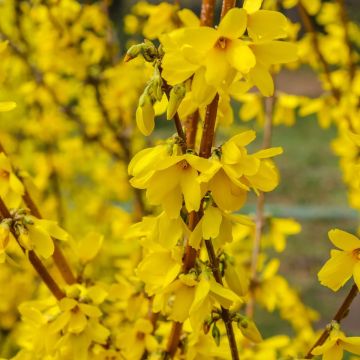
[198,130,282,211]
[318,229,360,291]
[117,318,158,360]
[161,3,297,94]
[18,216,69,259]
[312,327,360,359]
[129,147,214,218]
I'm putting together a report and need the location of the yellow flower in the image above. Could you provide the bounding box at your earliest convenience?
[136,248,182,295]
[312,328,360,359]
[189,204,252,249]
[18,216,69,259]
[198,131,282,211]
[129,149,214,218]
[161,8,255,87]
[117,318,158,360]
[318,229,360,291]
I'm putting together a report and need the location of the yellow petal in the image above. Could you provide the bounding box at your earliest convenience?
[218,8,247,39]
[251,41,298,65]
[243,0,263,13]
[211,171,247,211]
[79,303,102,318]
[343,337,360,355]
[169,284,195,323]
[9,173,24,195]
[209,278,241,309]
[353,262,360,291]
[248,63,274,97]
[226,40,256,73]
[318,250,356,291]
[248,10,288,41]
[162,187,183,219]
[328,229,360,251]
[202,206,222,239]
[68,311,87,334]
[254,147,283,158]
[177,9,200,27]
[35,219,69,241]
[180,167,201,212]
[205,48,229,86]
[29,225,54,259]
[189,277,212,330]
[189,218,203,250]
[78,232,103,263]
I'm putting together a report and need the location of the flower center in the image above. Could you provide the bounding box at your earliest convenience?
[178,160,189,170]
[352,248,360,260]
[216,36,228,50]
[0,169,9,179]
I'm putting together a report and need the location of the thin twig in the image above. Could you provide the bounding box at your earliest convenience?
[246,95,275,318]
[0,197,65,300]
[305,284,358,358]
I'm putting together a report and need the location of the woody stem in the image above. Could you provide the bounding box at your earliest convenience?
[0,196,65,300]
[305,284,358,358]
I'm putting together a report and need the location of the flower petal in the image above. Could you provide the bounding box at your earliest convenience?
[218,8,247,39]
[328,229,360,251]
[226,40,256,73]
[318,250,356,291]
[251,41,298,65]
[248,10,288,41]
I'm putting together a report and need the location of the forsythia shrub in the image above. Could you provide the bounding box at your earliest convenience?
[0,0,358,359]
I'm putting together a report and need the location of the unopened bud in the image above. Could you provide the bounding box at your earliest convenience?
[142,40,158,62]
[136,92,155,136]
[124,44,142,62]
[212,323,221,346]
[237,317,263,343]
[124,40,158,63]
[224,264,249,297]
[167,83,186,120]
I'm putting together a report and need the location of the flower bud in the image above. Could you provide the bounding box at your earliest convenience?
[212,323,221,346]
[136,92,155,136]
[237,317,263,343]
[167,83,186,120]
[224,263,249,297]
[124,44,142,62]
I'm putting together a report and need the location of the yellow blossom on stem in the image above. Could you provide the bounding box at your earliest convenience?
[129,149,214,218]
[318,229,360,291]
[312,327,360,359]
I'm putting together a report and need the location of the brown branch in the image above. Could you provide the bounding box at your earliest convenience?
[23,191,76,285]
[336,0,356,79]
[305,284,358,358]
[221,0,236,18]
[0,197,65,300]
[246,95,275,318]
[199,94,219,158]
[0,141,76,285]
[166,0,240,357]
[200,0,216,26]
[184,110,199,150]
